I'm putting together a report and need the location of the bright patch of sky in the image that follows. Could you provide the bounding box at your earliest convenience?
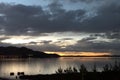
[0,0,50,6]
[0,0,100,11]
[0,32,112,47]
[0,32,89,45]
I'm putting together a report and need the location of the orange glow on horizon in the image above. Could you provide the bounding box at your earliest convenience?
[45,51,111,56]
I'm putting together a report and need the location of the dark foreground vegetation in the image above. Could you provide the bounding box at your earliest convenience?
[19,72,120,80]
[20,62,120,80]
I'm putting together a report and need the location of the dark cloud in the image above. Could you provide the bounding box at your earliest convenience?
[0,3,85,35]
[28,41,40,45]
[48,0,65,15]
[0,1,119,35]
[40,40,52,44]
[28,40,52,45]
[80,37,96,42]
[105,32,120,39]
[58,38,74,40]
[65,39,120,54]
[89,32,120,39]
[81,1,120,33]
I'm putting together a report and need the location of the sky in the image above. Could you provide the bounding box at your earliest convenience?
[0,0,120,56]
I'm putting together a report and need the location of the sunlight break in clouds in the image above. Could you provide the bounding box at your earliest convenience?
[45,51,111,56]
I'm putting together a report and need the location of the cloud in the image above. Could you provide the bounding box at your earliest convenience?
[68,0,97,3]
[0,3,85,35]
[0,1,119,35]
[28,40,52,45]
[0,36,9,41]
[51,0,99,3]
[105,32,120,39]
[65,39,120,54]
[0,1,119,54]
[0,34,119,53]
[58,38,74,40]
[80,37,96,42]
[68,0,120,4]
[27,42,61,52]
[25,34,120,53]
[89,32,120,39]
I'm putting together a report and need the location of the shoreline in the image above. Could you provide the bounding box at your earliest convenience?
[19,72,120,80]
[0,55,120,59]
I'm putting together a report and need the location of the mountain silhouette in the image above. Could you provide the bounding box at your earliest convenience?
[0,46,59,58]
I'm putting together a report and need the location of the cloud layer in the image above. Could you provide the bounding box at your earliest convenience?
[0,0,119,35]
[0,0,119,54]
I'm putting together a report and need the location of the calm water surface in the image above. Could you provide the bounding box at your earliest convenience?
[0,57,120,78]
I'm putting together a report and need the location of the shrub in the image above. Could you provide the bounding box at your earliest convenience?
[56,67,63,74]
[92,64,97,72]
[79,64,88,74]
[103,64,111,72]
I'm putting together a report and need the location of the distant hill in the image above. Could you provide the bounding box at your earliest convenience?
[0,46,60,58]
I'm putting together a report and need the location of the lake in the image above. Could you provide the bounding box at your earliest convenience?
[0,57,120,78]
